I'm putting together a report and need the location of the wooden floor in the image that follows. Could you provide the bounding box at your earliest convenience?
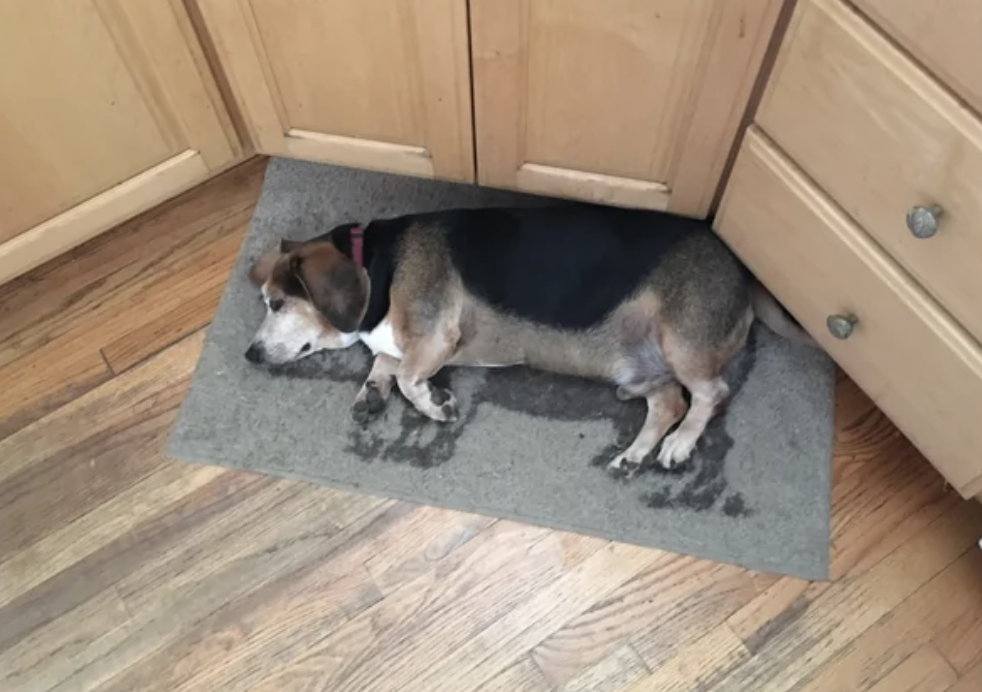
[2,158,981,692]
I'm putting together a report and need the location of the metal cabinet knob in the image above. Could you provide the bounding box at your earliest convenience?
[906,204,943,239]
[827,314,858,340]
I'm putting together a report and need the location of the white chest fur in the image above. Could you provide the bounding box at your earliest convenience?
[358,319,403,359]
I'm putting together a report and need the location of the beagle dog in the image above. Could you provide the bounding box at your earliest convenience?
[246,204,811,476]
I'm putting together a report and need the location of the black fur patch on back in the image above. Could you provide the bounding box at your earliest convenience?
[437,205,701,330]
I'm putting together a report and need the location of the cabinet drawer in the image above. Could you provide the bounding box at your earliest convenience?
[716,128,982,498]
[852,0,982,116]
[757,0,982,344]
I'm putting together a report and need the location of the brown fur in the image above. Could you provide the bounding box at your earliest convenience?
[284,244,366,333]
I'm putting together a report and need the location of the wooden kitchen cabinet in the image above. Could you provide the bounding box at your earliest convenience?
[470,0,785,216]
[194,0,475,183]
[0,0,240,285]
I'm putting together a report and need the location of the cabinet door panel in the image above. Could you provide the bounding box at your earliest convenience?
[0,0,238,285]
[197,0,474,182]
[472,0,783,215]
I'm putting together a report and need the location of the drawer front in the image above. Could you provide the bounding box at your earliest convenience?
[716,128,982,497]
[852,0,982,116]
[757,0,982,344]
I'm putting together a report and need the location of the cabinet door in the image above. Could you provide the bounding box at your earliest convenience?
[196,0,474,183]
[0,0,239,285]
[471,0,783,216]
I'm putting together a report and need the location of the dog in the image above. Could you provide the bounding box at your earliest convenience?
[245,204,812,476]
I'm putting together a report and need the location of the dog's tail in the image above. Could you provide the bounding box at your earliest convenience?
[750,281,818,347]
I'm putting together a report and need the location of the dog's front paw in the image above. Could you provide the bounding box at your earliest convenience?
[351,382,387,424]
[606,453,642,479]
[656,430,696,470]
[428,387,458,423]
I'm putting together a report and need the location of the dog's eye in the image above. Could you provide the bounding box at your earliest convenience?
[269,299,284,312]
[300,343,311,354]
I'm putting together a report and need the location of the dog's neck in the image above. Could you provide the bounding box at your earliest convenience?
[332,222,397,334]
[332,223,371,268]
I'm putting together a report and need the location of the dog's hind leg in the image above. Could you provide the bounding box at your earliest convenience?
[396,326,461,423]
[607,381,688,478]
[655,309,752,469]
[351,353,399,424]
[656,375,728,469]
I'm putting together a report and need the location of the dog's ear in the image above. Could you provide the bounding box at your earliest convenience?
[248,248,282,286]
[280,239,303,254]
[291,245,368,333]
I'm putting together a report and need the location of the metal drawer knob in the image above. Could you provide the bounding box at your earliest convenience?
[827,314,858,340]
[906,204,943,239]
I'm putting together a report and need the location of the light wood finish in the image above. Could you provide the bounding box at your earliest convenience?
[0,0,240,285]
[852,0,982,117]
[1,160,982,692]
[192,0,474,182]
[470,0,784,215]
[757,0,982,344]
[716,127,982,498]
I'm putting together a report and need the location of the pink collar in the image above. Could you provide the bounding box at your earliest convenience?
[350,226,365,268]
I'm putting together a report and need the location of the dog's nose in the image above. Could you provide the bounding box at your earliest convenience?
[244,344,265,364]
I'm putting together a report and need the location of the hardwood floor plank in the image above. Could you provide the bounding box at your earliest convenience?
[0,332,204,573]
[474,657,550,692]
[930,561,982,674]
[624,624,749,692]
[0,158,265,364]
[797,548,982,692]
[0,328,204,487]
[416,542,663,692]
[532,557,759,687]
[55,490,390,692]
[553,643,650,692]
[98,229,244,373]
[1,587,130,692]
[0,463,224,618]
[948,660,982,692]
[113,486,382,618]
[86,504,509,692]
[726,576,811,651]
[110,563,381,692]
[362,505,496,594]
[0,470,269,658]
[666,501,982,692]
[865,647,957,692]
[0,343,113,440]
[247,521,598,692]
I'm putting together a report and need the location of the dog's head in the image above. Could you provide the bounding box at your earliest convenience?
[244,234,368,366]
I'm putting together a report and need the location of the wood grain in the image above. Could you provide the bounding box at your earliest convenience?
[470,0,782,215]
[554,644,649,692]
[532,557,759,685]
[2,159,981,692]
[475,657,549,692]
[851,0,982,117]
[864,647,957,692]
[193,0,474,182]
